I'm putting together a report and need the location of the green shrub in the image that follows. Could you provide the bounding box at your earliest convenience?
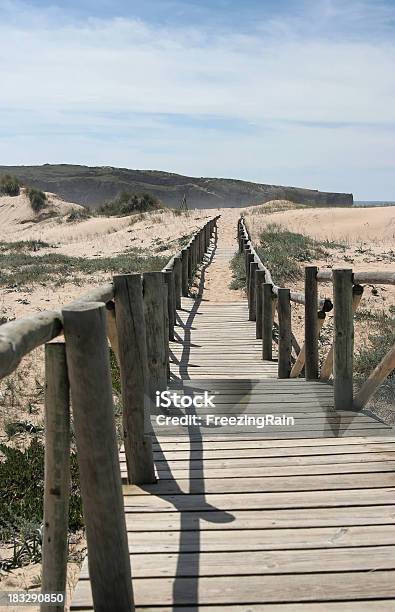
[98,191,162,216]
[354,312,395,380]
[66,208,91,222]
[0,438,83,541]
[0,174,20,196]
[230,223,329,290]
[110,348,121,395]
[257,223,327,286]
[229,252,246,290]
[25,187,47,212]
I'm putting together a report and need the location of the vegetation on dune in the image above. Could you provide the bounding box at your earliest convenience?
[98,191,163,216]
[354,308,395,410]
[25,187,47,212]
[0,439,83,538]
[0,174,21,196]
[354,310,395,380]
[0,239,51,252]
[0,438,83,571]
[256,223,328,286]
[0,242,168,286]
[66,208,91,222]
[230,223,330,290]
[229,252,247,290]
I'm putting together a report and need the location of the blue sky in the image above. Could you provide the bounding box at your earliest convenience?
[0,0,394,199]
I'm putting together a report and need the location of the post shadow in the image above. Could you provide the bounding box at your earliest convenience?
[169,225,218,383]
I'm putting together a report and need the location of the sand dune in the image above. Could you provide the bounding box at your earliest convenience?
[246,204,395,245]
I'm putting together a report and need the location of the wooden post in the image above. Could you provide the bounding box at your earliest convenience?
[192,236,197,275]
[189,239,194,278]
[41,343,70,612]
[245,252,254,301]
[201,227,206,258]
[290,311,326,378]
[255,270,265,339]
[173,256,182,309]
[204,223,210,251]
[244,247,251,282]
[272,296,278,322]
[189,238,193,273]
[62,302,133,612]
[354,344,395,410]
[278,288,292,378]
[320,285,364,381]
[163,281,169,380]
[305,266,319,380]
[333,269,354,409]
[262,283,273,360]
[163,270,175,340]
[143,272,167,402]
[248,261,258,321]
[197,230,203,263]
[181,248,189,296]
[113,274,156,484]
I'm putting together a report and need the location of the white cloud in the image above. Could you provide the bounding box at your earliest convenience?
[0,0,394,198]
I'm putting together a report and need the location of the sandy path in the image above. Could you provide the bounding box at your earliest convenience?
[201,209,244,302]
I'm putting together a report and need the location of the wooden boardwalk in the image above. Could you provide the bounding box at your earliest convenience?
[71,226,395,610]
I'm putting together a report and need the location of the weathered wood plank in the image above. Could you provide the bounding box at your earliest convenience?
[72,570,395,607]
[149,442,395,459]
[80,544,395,579]
[122,488,395,511]
[120,505,395,531]
[128,472,395,495]
[142,461,395,479]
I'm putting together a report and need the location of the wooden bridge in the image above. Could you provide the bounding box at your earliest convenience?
[0,214,394,610]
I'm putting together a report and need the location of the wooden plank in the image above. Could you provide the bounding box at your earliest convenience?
[153,444,395,462]
[80,545,395,578]
[147,452,395,467]
[120,505,395,531]
[150,437,395,447]
[151,425,391,440]
[129,473,395,495]
[112,517,395,552]
[123,488,395,512]
[71,599,395,611]
[72,570,395,607]
[144,461,395,479]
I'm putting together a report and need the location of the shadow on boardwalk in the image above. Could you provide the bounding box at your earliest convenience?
[145,229,234,608]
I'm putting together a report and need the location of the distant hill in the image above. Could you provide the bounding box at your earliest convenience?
[0,164,353,209]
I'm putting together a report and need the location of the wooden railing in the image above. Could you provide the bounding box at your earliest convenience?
[237,216,395,411]
[0,215,219,612]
